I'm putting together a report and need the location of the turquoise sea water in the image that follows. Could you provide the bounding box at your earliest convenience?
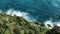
[0,0,60,22]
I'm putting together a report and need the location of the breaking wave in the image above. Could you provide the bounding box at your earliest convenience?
[44,20,60,28]
[6,9,36,22]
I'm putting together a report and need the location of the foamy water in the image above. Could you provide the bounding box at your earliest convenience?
[44,20,60,29]
[6,9,36,22]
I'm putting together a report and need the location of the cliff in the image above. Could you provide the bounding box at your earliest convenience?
[0,13,60,34]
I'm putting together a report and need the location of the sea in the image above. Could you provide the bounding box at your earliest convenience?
[0,0,60,26]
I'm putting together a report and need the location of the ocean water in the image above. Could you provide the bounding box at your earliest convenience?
[0,0,60,26]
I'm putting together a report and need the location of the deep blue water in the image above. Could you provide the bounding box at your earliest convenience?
[0,0,60,22]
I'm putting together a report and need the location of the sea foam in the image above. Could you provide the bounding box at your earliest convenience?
[6,9,36,22]
[44,20,60,29]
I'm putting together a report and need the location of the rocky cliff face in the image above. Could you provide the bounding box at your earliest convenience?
[0,13,48,34]
[0,13,60,34]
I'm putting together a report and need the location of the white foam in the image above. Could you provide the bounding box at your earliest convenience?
[44,20,60,29]
[6,9,35,22]
[6,9,28,16]
[44,20,53,29]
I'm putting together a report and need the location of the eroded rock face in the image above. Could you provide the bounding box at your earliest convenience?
[0,13,60,34]
[0,13,48,34]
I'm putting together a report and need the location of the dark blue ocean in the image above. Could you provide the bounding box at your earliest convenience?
[0,0,60,23]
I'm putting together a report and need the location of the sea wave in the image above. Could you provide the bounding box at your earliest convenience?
[44,20,60,29]
[6,9,36,22]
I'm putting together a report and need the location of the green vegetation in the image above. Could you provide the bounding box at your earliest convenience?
[0,13,60,34]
